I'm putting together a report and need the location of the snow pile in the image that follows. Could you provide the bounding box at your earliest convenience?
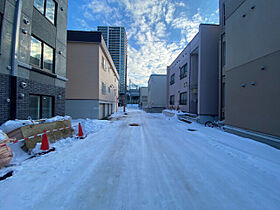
[0,120,37,133]
[127,104,139,108]
[0,130,7,141]
[45,116,71,123]
[0,116,72,134]
[72,118,111,135]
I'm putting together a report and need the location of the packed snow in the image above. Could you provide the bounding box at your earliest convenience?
[0,116,72,133]
[0,108,280,209]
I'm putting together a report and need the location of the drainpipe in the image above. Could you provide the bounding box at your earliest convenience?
[10,0,22,119]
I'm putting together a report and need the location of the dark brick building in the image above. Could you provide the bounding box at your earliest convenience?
[0,0,68,124]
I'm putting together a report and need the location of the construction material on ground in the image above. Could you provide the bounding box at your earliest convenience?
[7,120,74,151]
[0,132,13,168]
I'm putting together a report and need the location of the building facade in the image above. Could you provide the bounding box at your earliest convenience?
[0,0,68,124]
[97,26,127,106]
[167,24,220,123]
[66,31,119,119]
[127,88,139,104]
[219,0,280,145]
[147,74,167,113]
[139,87,148,108]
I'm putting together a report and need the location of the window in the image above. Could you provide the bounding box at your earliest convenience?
[34,0,56,24]
[30,36,55,72]
[102,56,106,70]
[170,73,175,85]
[34,0,57,25]
[46,0,56,24]
[34,0,44,14]
[43,44,54,71]
[108,87,111,93]
[30,36,42,67]
[179,92,187,105]
[180,63,188,79]
[29,95,53,120]
[102,82,106,95]
[170,95,175,105]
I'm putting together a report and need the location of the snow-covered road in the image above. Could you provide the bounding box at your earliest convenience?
[1,109,280,210]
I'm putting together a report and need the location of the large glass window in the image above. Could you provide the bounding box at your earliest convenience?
[30,36,42,67]
[179,92,187,105]
[43,44,54,71]
[29,95,40,120]
[30,36,55,72]
[42,96,53,118]
[29,95,53,120]
[34,0,56,25]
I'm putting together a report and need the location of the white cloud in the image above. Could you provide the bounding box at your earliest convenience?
[78,0,219,87]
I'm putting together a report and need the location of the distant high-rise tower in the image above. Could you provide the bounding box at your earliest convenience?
[97,26,127,105]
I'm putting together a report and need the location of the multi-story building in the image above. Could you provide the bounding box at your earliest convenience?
[219,0,280,147]
[97,26,127,106]
[127,88,139,104]
[0,0,68,124]
[66,31,119,119]
[139,87,148,108]
[167,24,220,123]
[147,74,167,113]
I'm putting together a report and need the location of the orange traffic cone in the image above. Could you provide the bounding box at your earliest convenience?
[78,123,84,139]
[40,131,50,151]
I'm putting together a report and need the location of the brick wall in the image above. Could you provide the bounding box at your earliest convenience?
[0,74,65,124]
[16,78,65,120]
[0,74,10,124]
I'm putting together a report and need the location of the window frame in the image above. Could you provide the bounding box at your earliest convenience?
[179,92,187,105]
[170,73,175,85]
[102,56,106,71]
[102,82,107,95]
[30,35,55,73]
[180,63,188,80]
[29,94,54,120]
[33,0,57,26]
[170,95,175,105]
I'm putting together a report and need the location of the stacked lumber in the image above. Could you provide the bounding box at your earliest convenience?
[0,132,13,168]
[8,120,73,151]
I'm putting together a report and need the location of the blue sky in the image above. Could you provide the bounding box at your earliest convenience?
[67,0,219,87]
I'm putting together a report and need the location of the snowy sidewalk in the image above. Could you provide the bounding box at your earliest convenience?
[0,109,280,209]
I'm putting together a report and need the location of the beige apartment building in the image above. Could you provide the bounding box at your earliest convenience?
[66,31,119,119]
[219,0,280,147]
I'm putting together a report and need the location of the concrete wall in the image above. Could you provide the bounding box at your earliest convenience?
[66,100,99,119]
[148,75,166,110]
[198,24,219,117]
[223,0,280,137]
